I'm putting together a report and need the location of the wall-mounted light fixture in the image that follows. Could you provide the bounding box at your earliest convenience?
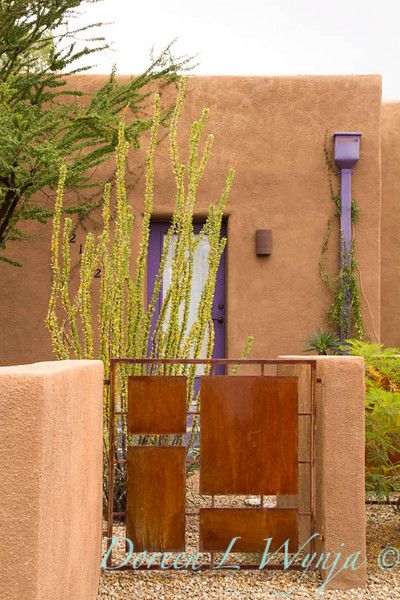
[256,229,272,256]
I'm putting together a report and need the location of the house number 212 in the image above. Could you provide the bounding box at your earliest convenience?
[69,233,102,278]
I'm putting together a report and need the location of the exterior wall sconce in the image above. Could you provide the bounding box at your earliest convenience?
[333,131,362,339]
[256,229,272,256]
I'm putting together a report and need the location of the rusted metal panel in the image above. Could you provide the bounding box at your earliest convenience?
[126,446,186,551]
[127,375,187,434]
[200,376,298,495]
[199,508,298,553]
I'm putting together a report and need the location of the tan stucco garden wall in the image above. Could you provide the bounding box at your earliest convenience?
[0,74,382,365]
[381,102,400,347]
[278,355,366,590]
[0,360,103,600]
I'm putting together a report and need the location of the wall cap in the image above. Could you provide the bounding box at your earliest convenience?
[0,359,104,376]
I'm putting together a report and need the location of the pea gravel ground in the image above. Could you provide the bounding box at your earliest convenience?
[98,477,400,600]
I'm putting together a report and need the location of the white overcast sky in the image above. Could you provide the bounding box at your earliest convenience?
[77,0,400,100]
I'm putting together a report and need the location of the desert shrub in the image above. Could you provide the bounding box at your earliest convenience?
[348,340,400,500]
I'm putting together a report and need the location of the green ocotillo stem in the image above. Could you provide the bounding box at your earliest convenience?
[46,77,254,459]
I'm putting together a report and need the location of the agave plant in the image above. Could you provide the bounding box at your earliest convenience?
[304,329,341,355]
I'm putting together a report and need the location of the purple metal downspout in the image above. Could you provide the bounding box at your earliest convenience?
[340,168,352,264]
[333,132,361,341]
[340,168,352,341]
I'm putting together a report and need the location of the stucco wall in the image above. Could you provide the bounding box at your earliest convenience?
[278,356,366,590]
[0,75,382,365]
[0,360,103,600]
[381,102,400,347]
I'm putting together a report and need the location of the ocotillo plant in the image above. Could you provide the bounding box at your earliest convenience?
[46,78,253,508]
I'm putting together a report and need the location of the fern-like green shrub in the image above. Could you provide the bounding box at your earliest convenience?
[348,340,400,499]
[46,78,253,510]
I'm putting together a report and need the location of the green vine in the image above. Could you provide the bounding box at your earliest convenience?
[319,134,364,340]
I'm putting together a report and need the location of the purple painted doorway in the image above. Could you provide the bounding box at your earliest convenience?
[147,220,226,368]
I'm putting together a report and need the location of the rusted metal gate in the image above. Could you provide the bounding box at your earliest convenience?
[106,358,317,570]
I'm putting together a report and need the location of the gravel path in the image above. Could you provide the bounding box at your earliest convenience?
[98,475,400,599]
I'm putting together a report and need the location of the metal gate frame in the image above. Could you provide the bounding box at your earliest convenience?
[105,357,318,571]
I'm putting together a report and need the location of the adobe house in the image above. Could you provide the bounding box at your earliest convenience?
[0,73,399,365]
[0,75,383,596]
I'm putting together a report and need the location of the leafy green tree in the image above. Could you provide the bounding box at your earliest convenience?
[0,0,191,265]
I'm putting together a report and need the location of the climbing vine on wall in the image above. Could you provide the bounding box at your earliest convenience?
[319,135,364,340]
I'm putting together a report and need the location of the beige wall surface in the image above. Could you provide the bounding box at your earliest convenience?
[0,360,103,600]
[0,75,382,365]
[279,356,366,590]
[381,102,400,347]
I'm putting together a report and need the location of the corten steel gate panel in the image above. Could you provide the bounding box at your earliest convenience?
[106,358,317,571]
[200,376,298,495]
[127,375,187,434]
[126,446,186,551]
[199,508,298,553]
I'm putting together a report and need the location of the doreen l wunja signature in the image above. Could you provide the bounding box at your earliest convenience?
[101,534,398,595]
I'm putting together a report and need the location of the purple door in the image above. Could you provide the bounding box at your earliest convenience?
[147,221,226,367]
